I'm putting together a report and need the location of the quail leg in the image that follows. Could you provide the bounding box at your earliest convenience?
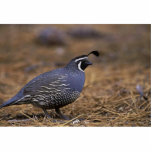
[42,108,51,119]
[55,108,70,120]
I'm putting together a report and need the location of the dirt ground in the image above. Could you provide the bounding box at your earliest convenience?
[0,24,151,126]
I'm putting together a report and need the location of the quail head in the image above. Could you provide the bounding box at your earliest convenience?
[0,50,99,119]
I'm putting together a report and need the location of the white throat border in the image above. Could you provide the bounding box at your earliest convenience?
[78,61,84,72]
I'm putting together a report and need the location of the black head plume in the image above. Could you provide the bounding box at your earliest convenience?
[66,50,100,70]
[87,50,100,57]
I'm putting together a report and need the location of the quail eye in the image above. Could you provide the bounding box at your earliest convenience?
[77,60,88,72]
[81,61,88,70]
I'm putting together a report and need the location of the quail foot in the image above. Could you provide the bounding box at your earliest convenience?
[0,51,99,120]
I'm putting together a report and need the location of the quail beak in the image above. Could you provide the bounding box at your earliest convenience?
[85,60,92,66]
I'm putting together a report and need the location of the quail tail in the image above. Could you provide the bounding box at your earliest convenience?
[0,90,25,109]
[0,97,17,109]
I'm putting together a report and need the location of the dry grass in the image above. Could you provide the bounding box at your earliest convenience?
[0,24,150,126]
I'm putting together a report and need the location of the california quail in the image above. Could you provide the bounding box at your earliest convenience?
[0,51,99,119]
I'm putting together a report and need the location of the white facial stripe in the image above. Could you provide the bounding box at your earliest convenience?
[78,61,84,72]
[75,57,88,62]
